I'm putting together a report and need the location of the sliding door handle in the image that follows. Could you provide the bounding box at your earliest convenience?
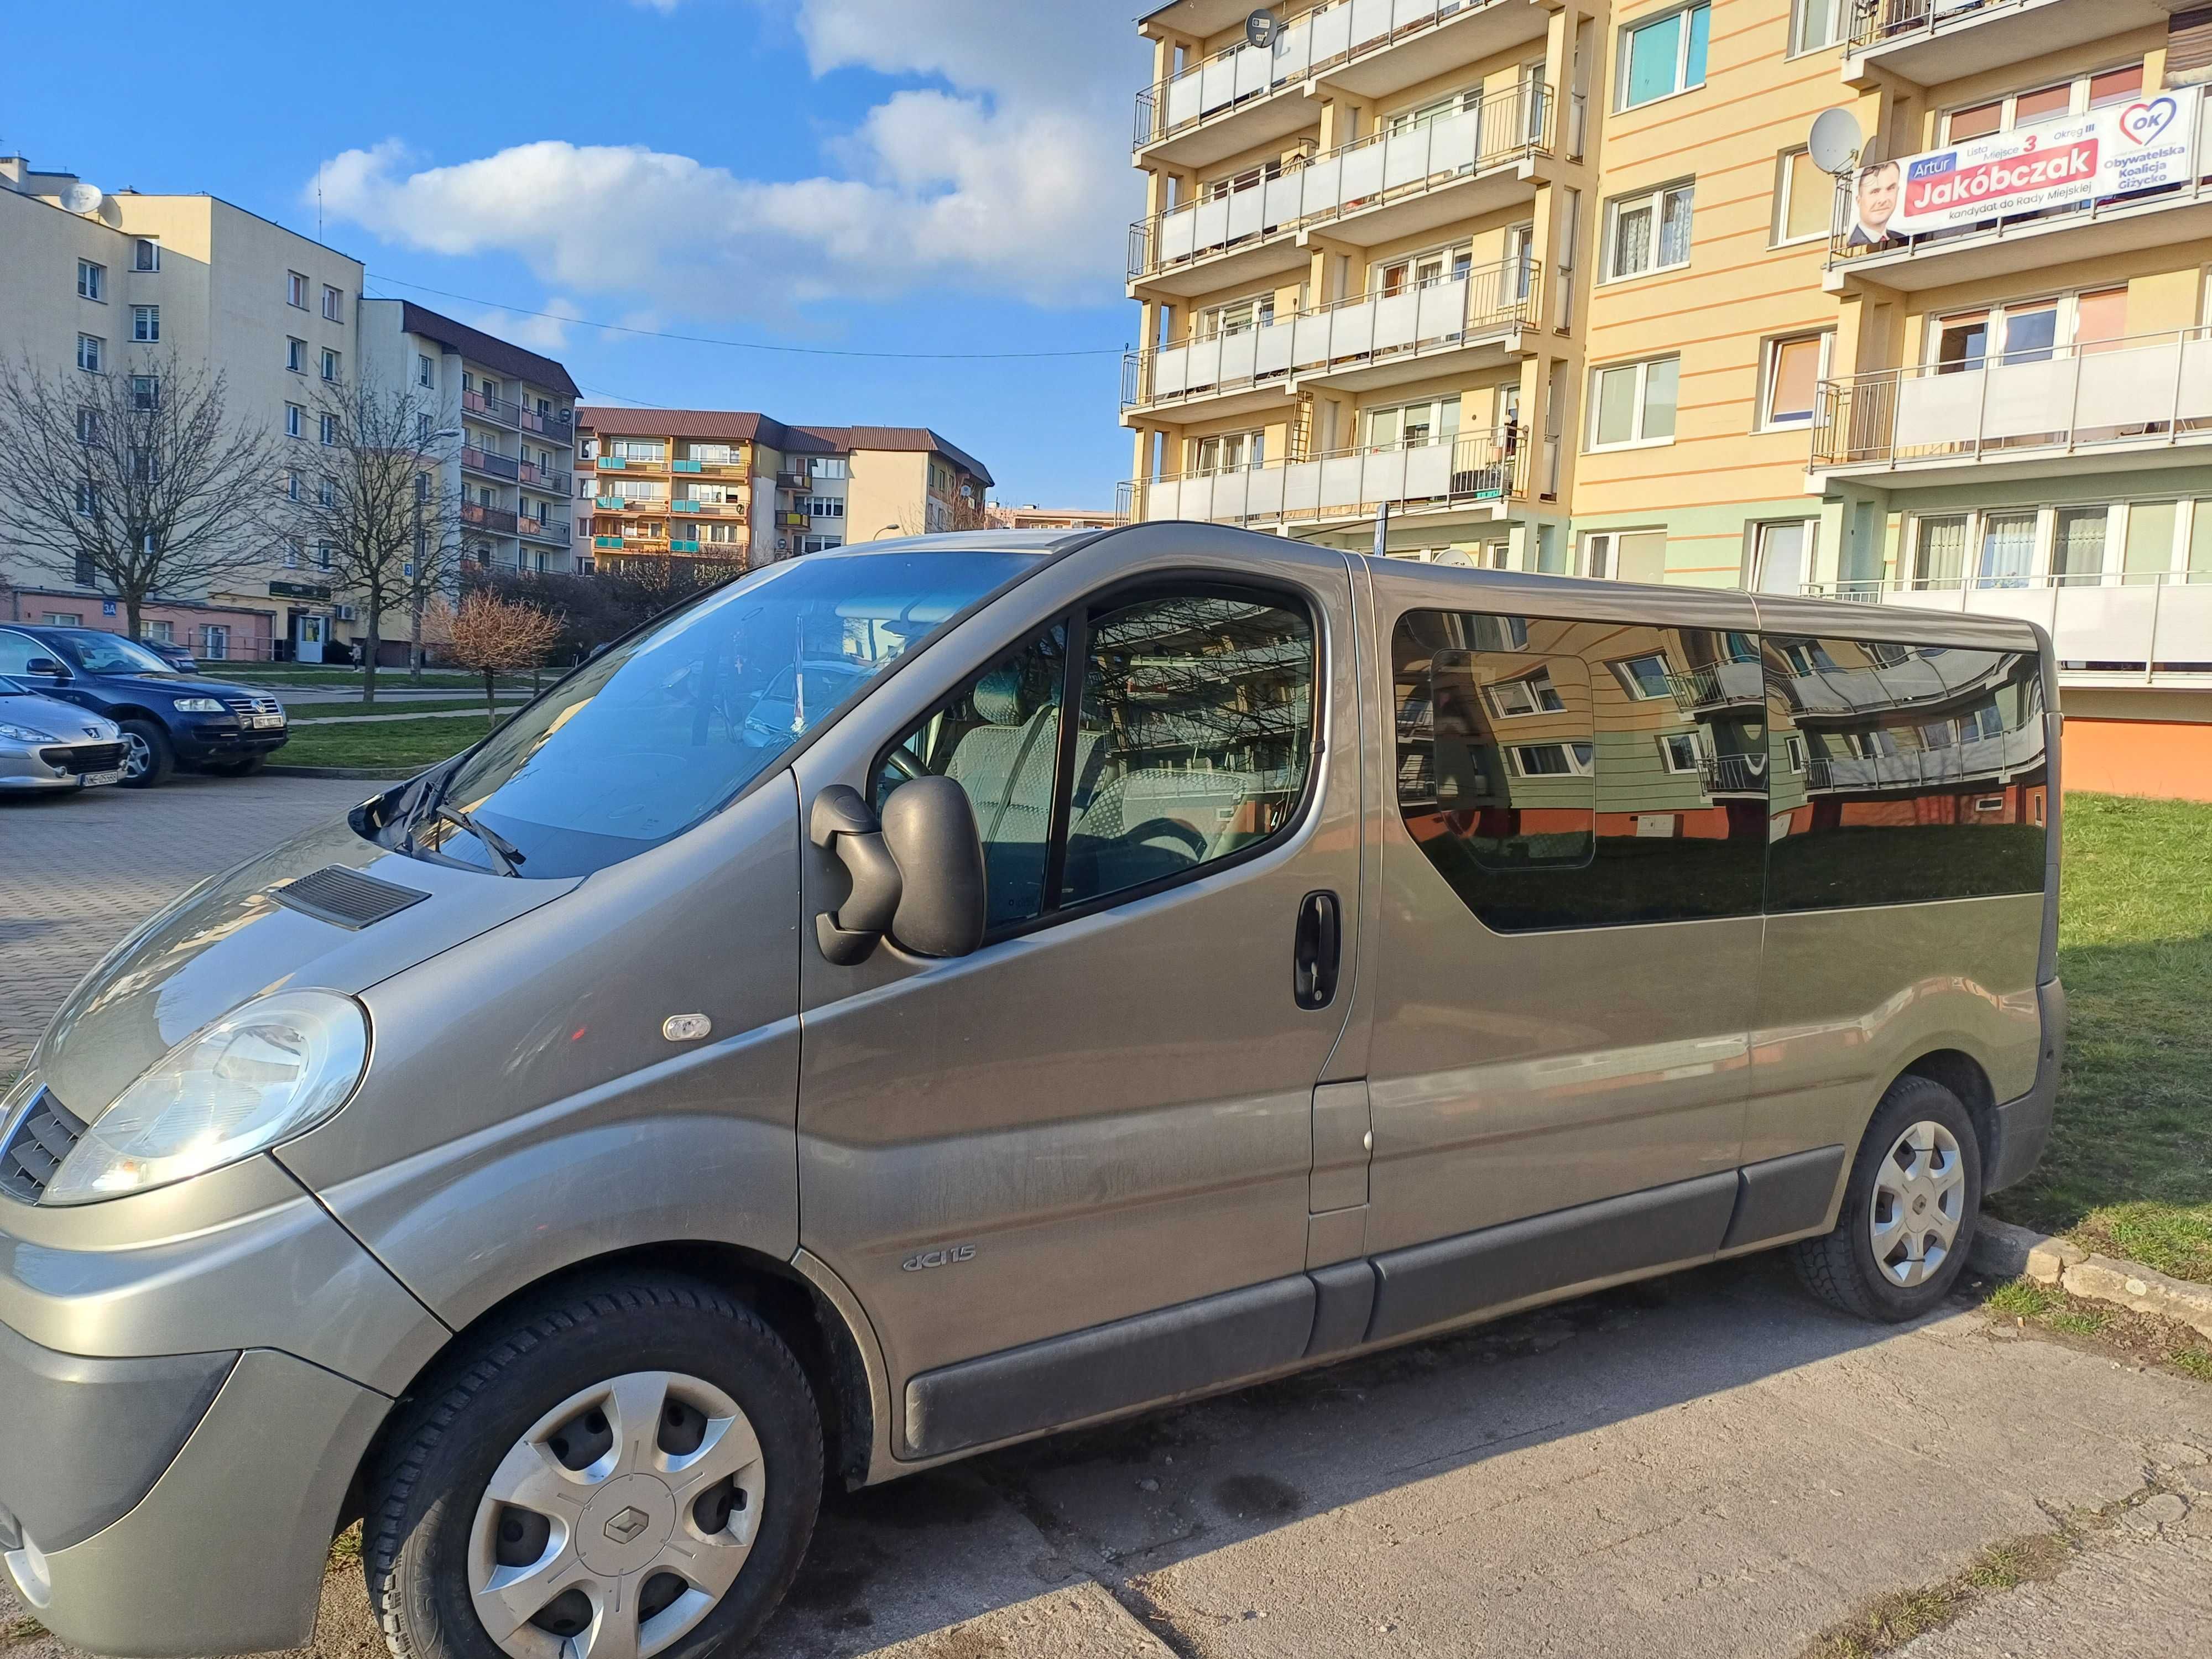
[1293,890,1342,1011]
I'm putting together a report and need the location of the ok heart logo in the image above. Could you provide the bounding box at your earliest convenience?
[2119,98,2178,146]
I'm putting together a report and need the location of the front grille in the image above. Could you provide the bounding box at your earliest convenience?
[272,865,431,930]
[37,741,125,776]
[222,693,285,723]
[1,1087,87,1203]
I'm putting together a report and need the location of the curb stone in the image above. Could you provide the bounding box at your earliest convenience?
[1973,1216,2212,1340]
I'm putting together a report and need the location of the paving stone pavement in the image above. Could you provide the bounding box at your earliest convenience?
[0,773,373,1072]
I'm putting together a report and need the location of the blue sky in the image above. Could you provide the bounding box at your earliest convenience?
[1,1,1149,506]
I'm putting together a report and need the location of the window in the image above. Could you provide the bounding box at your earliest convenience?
[77,260,105,301]
[288,471,301,501]
[318,477,335,508]
[133,238,160,273]
[1583,529,1667,582]
[609,439,667,461]
[1589,356,1679,448]
[2053,507,2109,583]
[322,285,343,322]
[1198,289,1281,337]
[1613,654,1673,700]
[286,404,304,439]
[75,482,97,517]
[123,374,156,413]
[76,333,103,373]
[1619,3,1709,109]
[1365,394,1462,452]
[1192,430,1265,473]
[1392,609,1767,930]
[40,613,84,628]
[127,446,158,483]
[132,305,159,342]
[1775,149,1833,244]
[803,495,845,519]
[287,271,308,307]
[317,541,333,571]
[284,541,302,569]
[201,624,228,660]
[1791,0,1844,53]
[1605,182,1694,279]
[1765,636,2048,911]
[1945,64,2146,141]
[417,353,435,389]
[321,348,340,382]
[76,406,100,445]
[875,591,1316,930]
[319,412,338,445]
[142,620,175,645]
[1761,333,1828,428]
[1752,520,1815,595]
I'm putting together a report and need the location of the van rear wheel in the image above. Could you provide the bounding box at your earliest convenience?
[366,1277,823,1659]
[1793,1074,1983,1322]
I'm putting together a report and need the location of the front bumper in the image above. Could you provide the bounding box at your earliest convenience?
[170,718,289,764]
[0,1155,448,1655]
[0,741,123,791]
[1985,977,2067,1193]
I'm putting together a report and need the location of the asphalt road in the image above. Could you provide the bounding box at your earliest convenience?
[2,778,2207,1658]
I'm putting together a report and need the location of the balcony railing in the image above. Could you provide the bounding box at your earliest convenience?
[1827,87,2211,273]
[672,498,746,520]
[596,492,670,511]
[1700,752,1767,794]
[775,468,811,491]
[1666,655,1764,711]
[1812,327,2212,474]
[1845,0,2052,55]
[1123,257,1539,411]
[460,445,519,481]
[1129,81,1558,281]
[519,460,566,489]
[461,502,520,535]
[1800,572,2212,681]
[518,514,571,545]
[1120,429,1531,528]
[1134,0,1517,151]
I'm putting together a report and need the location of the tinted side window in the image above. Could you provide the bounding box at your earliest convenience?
[1765,636,2048,911]
[1394,611,1767,931]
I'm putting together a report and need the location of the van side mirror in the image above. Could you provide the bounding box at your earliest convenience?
[810,779,987,965]
[25,658,67,679]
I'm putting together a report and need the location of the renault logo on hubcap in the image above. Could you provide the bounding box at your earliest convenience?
[603,1507,651,1544]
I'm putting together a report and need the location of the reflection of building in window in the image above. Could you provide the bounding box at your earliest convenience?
[1509,742,1594,776]
[1488,667,1566,717]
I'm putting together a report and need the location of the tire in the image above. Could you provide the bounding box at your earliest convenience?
[117,718,174,788]
[366,1277,823,1659]
[203,754,266,776]
[1793,1074,1983,1322]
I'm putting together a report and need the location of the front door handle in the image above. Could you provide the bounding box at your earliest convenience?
[1293,890,1341,1011]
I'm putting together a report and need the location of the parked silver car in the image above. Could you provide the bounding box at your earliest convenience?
[0,526,2064,1659]
[0,675,124,792]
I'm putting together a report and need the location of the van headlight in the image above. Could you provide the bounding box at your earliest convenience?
[44,990,368,1205]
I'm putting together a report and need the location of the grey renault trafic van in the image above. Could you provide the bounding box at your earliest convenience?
[0,524,2062,1659]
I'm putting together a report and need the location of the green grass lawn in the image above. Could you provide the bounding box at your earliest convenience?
[274,714,496,771]
[1987,793,2212,1282]
[222,664,537,690]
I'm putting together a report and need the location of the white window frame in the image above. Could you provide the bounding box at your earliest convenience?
[131,305,159,342]
[1602,181,1695,283]
[1789,0,1846,56]
[1750,518,1820,593]
[1197,287,1286,338]
[1612,653,1674,700]
[1940,61,2145,143]
[1506,741,1596,778]
[76,333,103,373]
[321,284,343,322]
[417,354,434,388]
[1657,731,1704,773]
[1759,331,1833,430]
[286,404,304,440]
[321,348,341,383]
[286,271,308,308]
[1486,667,1564,718]
[1368,241,1473,299]
[1192,429,1266,474]
[77,260,105,301]
[1616,3,1709,112]
[318,412,338,446]
[1772,148,1834,247]
[1586,356,1680,451]
[1365,394,1462,451]
[133,238,160,273]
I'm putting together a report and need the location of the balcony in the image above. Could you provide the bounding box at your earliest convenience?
[1124,257,1538,418]
[1824,88,2212,291]
[1811,327,2212,489]
[460,445,519,481]
[1134,0,1551,169]
[673,498,746,520]
[518,514,571,545]
[1667,654,1765,711]
[461,502,519,535]
[1803,726,2047,792]
[774,509,810,530]
[1121,429,1533,530]
[597,494,671,513]
[1802,575,2212,688]
[1699,752,1768,795]
[1128,81,1566,296]
[775,468,811,491]
[519,460,566,490]
[461,388,572,435]
[598,454,670,472]
[1841,0,2175,89]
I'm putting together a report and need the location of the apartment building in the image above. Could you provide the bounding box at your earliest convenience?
[358,301,580,586]
[986,503,1123,530]
[575,409,993,571]
[1,159,580,664]
[1118,0,2212,798]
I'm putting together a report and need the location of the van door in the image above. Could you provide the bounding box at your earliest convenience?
[791,536,1363,1461]
[1360,569,1765,1344]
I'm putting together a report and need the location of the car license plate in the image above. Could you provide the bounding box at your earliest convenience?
[249,713,284,729]
[80,768,122,787]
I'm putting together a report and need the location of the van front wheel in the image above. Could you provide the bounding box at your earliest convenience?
[366,1278,823,1659]
[1793,1074,1983,1322]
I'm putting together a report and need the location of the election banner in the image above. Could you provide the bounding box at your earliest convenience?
[1843,93,2199,248]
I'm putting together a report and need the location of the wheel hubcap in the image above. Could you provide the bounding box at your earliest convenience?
[122,733,150,778]
[1870,1119,1965,1288]
[468,1371,765,1659]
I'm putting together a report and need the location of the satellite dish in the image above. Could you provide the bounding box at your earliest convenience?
[1808,108,1864,176]
[1246,8,1277,49]
[60,180,106,216]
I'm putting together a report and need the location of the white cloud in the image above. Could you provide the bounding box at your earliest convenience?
[315,0,1142,322]
[467,295,586,353]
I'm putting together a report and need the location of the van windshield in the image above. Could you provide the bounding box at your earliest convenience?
[405,550,1039,878]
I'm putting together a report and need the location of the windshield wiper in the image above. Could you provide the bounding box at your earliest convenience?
[426,804,526,875]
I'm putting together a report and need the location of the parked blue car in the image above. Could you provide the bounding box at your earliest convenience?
[0,625,288,787]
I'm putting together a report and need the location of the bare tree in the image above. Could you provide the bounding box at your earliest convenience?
[0,347,287,640]
[290,371,460,702]
[442,589,561,723]
[892,483,992,539]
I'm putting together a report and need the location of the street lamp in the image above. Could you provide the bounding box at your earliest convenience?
[872,523,901,540]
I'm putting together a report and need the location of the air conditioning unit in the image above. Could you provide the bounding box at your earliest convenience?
[333,604,357,622]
